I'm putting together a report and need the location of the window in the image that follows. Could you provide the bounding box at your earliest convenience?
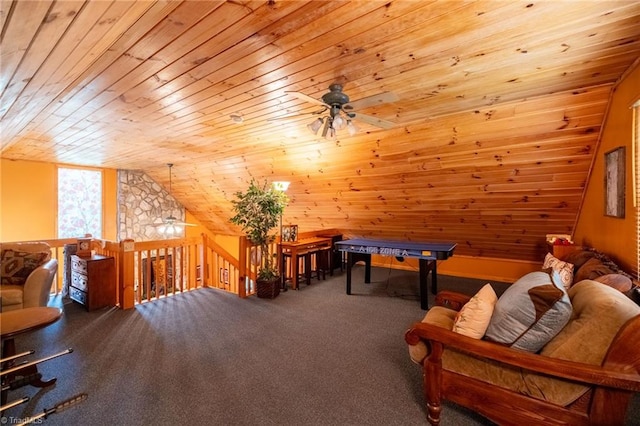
[58,167,102,238]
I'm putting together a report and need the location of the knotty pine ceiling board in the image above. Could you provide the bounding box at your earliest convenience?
[2,0,640,261]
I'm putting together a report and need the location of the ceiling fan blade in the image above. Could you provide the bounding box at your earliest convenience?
[285,91,327,107]
[352,112,396,129]
[345,91,398,110]
[154,221,197,228]
[267,107,327,121]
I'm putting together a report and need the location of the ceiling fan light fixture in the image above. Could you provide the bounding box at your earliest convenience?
[332,114,346,130]
[165,225,178,235]
[347,119,359,136]
[321,117,332,139]
[327,127,336,141]
[155,163,197,236]
[291,83,397,137]
[307,117,323,134]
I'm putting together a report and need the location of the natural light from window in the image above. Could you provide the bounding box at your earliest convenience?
[58,167,102,238]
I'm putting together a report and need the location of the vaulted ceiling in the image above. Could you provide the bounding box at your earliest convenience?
[2,1,640,261]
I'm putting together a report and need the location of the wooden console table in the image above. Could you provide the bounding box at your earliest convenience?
[279,237,332,290]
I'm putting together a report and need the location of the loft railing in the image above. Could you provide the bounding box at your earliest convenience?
[102,235,250,307]
[3,228,340,308]
[3,235,249,308]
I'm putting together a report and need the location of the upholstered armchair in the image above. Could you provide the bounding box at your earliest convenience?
[1,242,58,312]
[405,279,640,425]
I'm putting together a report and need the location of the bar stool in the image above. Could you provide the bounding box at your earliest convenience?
[281,249,313,288]
[310,246,332,281]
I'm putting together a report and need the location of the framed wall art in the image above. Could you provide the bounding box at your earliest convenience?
[282,225,298,242]
[604,146,625,218]
[220,268,229,285]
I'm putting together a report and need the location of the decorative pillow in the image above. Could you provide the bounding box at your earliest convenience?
[452,284,498,339]
[153,259,166,286]
[0,249,50,286]
[574,257,615,283]
[563,250,597,271]
[543,253,574,289]
[485,271,572,352]
[594,274,633,293]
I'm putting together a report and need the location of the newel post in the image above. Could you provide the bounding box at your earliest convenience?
[238,236,248,298]
[119,239,135,309]
[201,233,209,287]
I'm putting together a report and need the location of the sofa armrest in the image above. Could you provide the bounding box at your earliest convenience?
[434,291,470,311]
[405,315,640,392]
[22,258,58,308]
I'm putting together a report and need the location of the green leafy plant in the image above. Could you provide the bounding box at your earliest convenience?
[230,179,288,281]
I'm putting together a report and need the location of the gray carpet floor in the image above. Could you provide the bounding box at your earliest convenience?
[2,265,639,425]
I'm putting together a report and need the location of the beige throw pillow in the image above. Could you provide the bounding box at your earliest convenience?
[452,284,498,339]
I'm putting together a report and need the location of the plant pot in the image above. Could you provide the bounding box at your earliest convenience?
[256,277,281,299]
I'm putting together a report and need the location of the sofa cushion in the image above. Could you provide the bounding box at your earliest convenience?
[1,249,51,286]
[0,285,24,306]
[543,253,574,290]
[573,257,615,283]
[485,271,572,352]
[563,250,597,270]
[530,280,640,405]
[452,284,497,339]
[408,307,456,364]
[594,273,633,293]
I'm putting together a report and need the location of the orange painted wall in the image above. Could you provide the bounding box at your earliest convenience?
[0,159,118,242]
[185,211,239,253]
[573,63,640,276]
[370,254,538,284]
[0,159,56,241]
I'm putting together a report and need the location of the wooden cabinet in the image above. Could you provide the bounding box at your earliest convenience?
[70,254,116,311]
[546,242,582,260]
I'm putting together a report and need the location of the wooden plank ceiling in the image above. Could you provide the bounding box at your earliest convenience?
[2,0,640,261]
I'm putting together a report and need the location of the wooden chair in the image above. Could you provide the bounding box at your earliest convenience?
[1,243,58,312]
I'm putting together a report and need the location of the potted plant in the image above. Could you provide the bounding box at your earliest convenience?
[230,179,288,298]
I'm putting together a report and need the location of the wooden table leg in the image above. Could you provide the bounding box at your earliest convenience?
[419,259,429,310]
[346,252,352,295]
[291,253,299,290]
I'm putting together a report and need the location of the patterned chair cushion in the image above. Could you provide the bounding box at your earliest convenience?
[1,249,51,286]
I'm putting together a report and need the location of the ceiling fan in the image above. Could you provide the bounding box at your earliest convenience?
[156,163,196,235]
[283,83,398,138]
